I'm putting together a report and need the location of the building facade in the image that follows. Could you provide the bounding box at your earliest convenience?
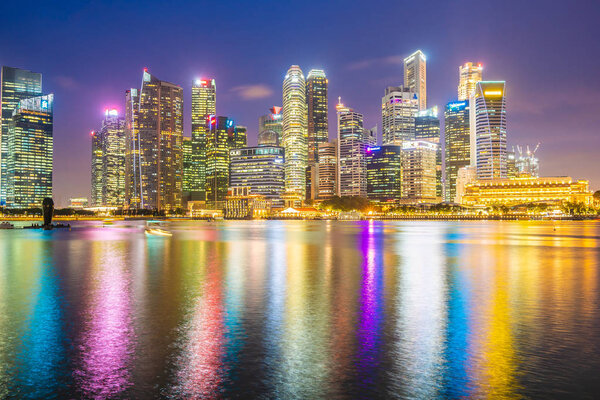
[205,116,234,207]
[458,62,483,101]
[366,145,402,202]
[282,65,308,199]
[91,130,103,207]
[401,140,437,203]
[6,94,53,208]
[258,106,283,146]
[0,66,43,205]
[382,86,418,145]
[306,69,328,162]
[337,99,369,197]
[404,50,427,110]
[190,78,216,203]
[100,110,126,207]
[415,106,441,199]
[444,100,471,202]
[315,141,337,199]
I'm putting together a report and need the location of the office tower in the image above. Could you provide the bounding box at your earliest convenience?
[125,69,183,211]
[507,148,517,178]
[0,66,43,205]
[258,106,283,146]
[5,95,53,208]
[415,106,441,199]
[381,86,418,145]
[336,98,369,197]
[315,141,337,199]
[366,145,402,202]
[458,62,483,101]
[182,136,192,194]
[205,116,234,207]
[515,145,540,177]
[100,109,126,207]
[282,65,308,199]
[229,145,285,206]
[455,165,476,204]
[306,69,328,162]
[404,50,426,110]
[230,125,247,149]
[190,78,216,202]
[91,130,103,206]
[471,81,507,179]
[444,100,471,202]
[401,140,437,203]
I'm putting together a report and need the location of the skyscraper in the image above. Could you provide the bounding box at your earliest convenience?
[230,125,247,150]
[190,78,216,202]
[471,81,507,180]
[381,86,418,145]
[337,99,369,197]
[403,50,426,110]
[306,69,328,162]
[125,69,183,211]
[100,109,126,207]
[315,141,337,199]
[415,106,442,199]
[205,116,241,207]
[6,94,53,208]
[91,130,103,207]
[258,106,283,146]
[0,66,43,205]
[282,65,308,199]
[401,140,437,203]
[444,100,471,202]
[458,62,483,101]
[366,145,402,202]
[182,136,192,195]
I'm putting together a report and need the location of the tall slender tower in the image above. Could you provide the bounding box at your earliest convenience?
[0,66,43,205]
[415,106,442,199]
[381,85,418,145]
[336,98,368,197]
[458,62,483,101]
[91,129,103,207]
[444,100,471,202]
[306,69,328,162]
[190,78,216,202]
[100,109,126,206]
[471,81,507,179]
[403,50,426,110]
[282,65,308,199]
[125,69,183,211]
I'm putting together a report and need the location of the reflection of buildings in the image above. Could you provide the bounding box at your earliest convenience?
[461,176,593,206]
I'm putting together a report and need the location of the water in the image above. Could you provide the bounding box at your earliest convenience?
[0,220,599,399]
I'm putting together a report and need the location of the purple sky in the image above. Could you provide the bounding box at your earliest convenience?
[1,0,599,206]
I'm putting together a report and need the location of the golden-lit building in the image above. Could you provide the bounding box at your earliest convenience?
[224,186,271,219]
[461,176,593,206]
[458,62,483,101]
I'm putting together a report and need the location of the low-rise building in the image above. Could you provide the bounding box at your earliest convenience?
[224,187,271,219]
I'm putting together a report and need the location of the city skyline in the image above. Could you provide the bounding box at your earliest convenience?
[1,1,599,205]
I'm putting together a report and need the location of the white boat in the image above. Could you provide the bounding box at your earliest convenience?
[144,220,172,237]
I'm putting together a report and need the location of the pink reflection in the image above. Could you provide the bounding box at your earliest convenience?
[75,244,133,398]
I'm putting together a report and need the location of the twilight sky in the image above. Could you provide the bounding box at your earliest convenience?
[1,0,599,206]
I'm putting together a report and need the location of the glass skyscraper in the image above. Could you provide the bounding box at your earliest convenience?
[381,85,418,145]
[0,66,43,205]
[306,69,328,162]
[190,78,216,202]
[415,106,441,199]
[458,62,483,101]
[401,140,437,202]
[366,145,402,202]
[444,100,471,202]
[258,106,283,146]
[403,50,427,110]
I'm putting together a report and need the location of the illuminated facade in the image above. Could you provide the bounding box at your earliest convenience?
[224,186,271,219]
[258,106,283,146]
[444,100,471,202]
[91,130,103,207]
[471,81,507,180]
[404,50,427,110]
[91,110,125,207]
[306,69,328,162]
[190,78,216,202]
[229,145,285,206]
[0,66,42,205]
[282,65,308,199]
[125,70,183,211]
[366,145,402,202]
[458,62,483,101]
[455,165,476,204]
[461,176,593,206]
[507,148,517,178]
[6,94,53,208]
[401,140,437,203]
[381,85,418,145]
[182,136,192,194]
[415,106,441,199]
[315,141,337,199]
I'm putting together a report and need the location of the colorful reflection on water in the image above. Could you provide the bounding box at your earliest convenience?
[0,220,599,398]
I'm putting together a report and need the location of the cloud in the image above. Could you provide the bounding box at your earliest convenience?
[54,75,79,90]
[230,84,274,100]
[347,55,404,71]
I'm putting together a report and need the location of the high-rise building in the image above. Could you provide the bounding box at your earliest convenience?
[415,106,441,199]
[0,66,43,205]
[381,86,418,145]
[282,65,308,199]
[230,125,247,150]
[401,140,437,203]
[190,78,216,202]
[229,145,285,206]
[205,116,235,207]
[336,99,369,197]
[100,109,126,207]
[315,141,337,199]
[182,136,192,194]
[91,130,103,207]
[366,145,402,202]
[507,148,517,178]
[444,100,471,202]
[404,50,426,110]
[471,81,507,180]
[515,145,540,177]
[455,165,476,204]
[458,62,483,101]
[306,69,328,162]
[125,69,183,211]
[258,106,283,146]
[6,95,53,208]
